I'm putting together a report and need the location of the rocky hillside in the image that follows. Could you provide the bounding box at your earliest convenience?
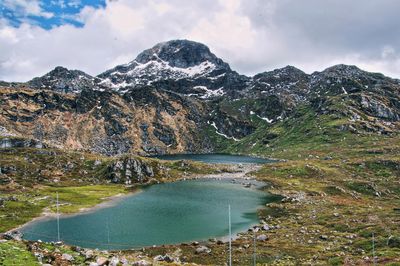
[0,40,399,156]
[27,66,103,94]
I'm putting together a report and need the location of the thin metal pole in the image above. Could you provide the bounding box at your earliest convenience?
[56,192,60,242]
[253,230,256,266]
[372,233,376,266]
[107,216,110,250]
[229,204,232,266]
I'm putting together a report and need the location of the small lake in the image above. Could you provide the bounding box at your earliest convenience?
[21,179,276,250]
[151,153,272,164]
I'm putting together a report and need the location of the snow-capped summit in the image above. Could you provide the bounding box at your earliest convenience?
[135,39,230,69]
[97,40,235,93]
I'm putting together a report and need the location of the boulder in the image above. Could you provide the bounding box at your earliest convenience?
[3,231,23,241]
[132,260,151,266]
[153,255,164,261]
[162,254,175,263]
[34,252,43,263]
[320,235,329,240]
[195,246,211,254]
[62,253,74,261]
[85,249,94,259]
[96,256,109,266]
[153,254,174,262]
[256,234,268,241]
[262,224,271,231]
[110,256,119,266]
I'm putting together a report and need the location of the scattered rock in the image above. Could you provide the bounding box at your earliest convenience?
[85,249,94,259]
[248,226,260,232]
[132,260,151,266]
[34,252,43,263]
[320,235,329,240]
[195,245,211,254]
[153,255,164,261]
[62,253,74,261]
[153,254,174,262]
[3,231,23,241]
[262,224,271,231]
[110,256,119,266]
[256,234,268,241]
[96,256,109,266]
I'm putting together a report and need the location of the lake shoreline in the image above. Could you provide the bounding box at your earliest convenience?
[6,190,142,235]
[9,162,271,251]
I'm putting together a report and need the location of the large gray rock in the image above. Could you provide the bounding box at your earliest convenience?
[256,234,268,241]
[109,256,119,266]
[3,231,23,241]
[132,260,152,266]
[195,246,211,254]
[153,254,175,262]
[109,157,154,184]
[96,257,109,266]
[62,253,74,261]
[84,249,94,259]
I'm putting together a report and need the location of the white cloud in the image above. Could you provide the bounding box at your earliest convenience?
[1,0,400,81]
[3,0,54,19]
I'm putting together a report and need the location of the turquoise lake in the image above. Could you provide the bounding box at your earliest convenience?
[21,154,275,250]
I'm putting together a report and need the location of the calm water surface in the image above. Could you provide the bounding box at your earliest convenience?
[22,154,275,250]
[22,179,275,250]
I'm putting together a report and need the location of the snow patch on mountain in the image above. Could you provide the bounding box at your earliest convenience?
[258,116,273,123]
[99,59,217,90]
[208,121,239,141]
[194,86,225,99]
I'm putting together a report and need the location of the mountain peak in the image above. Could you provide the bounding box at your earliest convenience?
[42,66,90,78]
[52,66,70,72]
[253,65,307,81]
[134,40,229,69]
[97,39,233,91]
[28,66,96,93]
[317,64,364,77]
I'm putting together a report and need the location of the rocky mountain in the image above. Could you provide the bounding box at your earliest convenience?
[0,40,399,156]
[27,66,101,93]
[97,40,249,97]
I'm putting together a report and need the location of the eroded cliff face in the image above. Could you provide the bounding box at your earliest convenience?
[0,87,214,155]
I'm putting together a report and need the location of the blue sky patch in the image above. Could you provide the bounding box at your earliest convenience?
[0,0,106,29]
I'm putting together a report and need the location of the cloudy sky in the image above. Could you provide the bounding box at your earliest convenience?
[1,0,400,81]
